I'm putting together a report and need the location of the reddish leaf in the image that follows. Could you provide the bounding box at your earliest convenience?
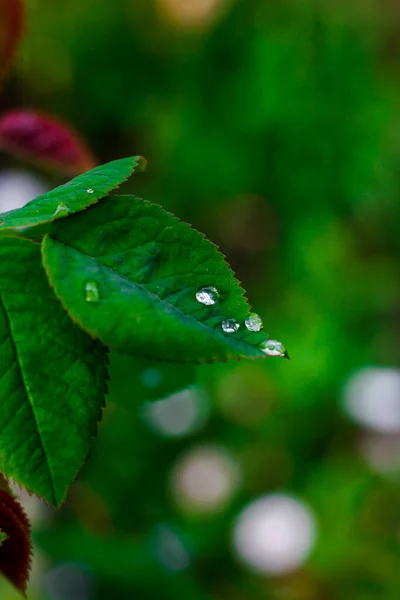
[0,109,96,175]
[0,0,24,85]
[0,485,31,594]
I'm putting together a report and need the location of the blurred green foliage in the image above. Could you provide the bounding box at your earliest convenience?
[1,0,400,598]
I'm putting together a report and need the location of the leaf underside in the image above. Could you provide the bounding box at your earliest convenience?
[0,156,146,231]
[43,195,270,363]
[0,237,107,507]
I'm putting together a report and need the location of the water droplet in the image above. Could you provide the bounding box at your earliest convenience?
[196,286,219,306]
[85,281,100,303]
[245,313,263,332]
[261,340,287,358]
[53,201,69,218]
[86,188,94,194]
[222,318,240,333]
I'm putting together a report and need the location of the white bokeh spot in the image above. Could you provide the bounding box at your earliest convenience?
[143,387,206,438]
[171,445,240,513]
[0,169,48,213]
[343,367,400,433]
[232,494,317,575]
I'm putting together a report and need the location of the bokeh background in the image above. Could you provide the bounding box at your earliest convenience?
[1,0,400,598]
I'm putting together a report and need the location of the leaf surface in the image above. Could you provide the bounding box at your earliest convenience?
[0,156,145,231]
[0,237,107,507]
[42,195,285,362]
[0,110,95,175]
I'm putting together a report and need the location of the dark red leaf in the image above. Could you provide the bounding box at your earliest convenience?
[0,109,96,175]
[0,0,24,85]
[0,485,32,595]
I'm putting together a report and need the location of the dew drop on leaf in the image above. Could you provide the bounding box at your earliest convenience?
[221,318,240,333]
[245,313,263,332]
[86,188,94,194]
[53,201,70,218]
[196,286,219,306]
[261,339,287,358]
[84,280,100,303]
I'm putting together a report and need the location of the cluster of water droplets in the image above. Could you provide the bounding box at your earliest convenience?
[195,286,286,357]
[82,280,286,357]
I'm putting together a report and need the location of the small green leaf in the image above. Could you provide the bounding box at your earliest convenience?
[0,530,7,546]
[0,237,107,507]
[0,156,146,231]
[43,195,286,362]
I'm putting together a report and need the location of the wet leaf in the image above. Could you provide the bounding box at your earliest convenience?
[42,195,286,362]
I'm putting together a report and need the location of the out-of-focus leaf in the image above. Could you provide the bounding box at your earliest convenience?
[0,156,146,231]
[0,237,107,507]
[0,490,31,594]
[0,110,95,175]
[0,530,7,545]
[36,524,209,599]
[42,195,286,363]
[0,0,23,85]
[36,524,162,584]
[108,352,196,407]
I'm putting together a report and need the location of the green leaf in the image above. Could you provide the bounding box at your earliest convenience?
[42,195,286,362]
[0,156,146,231]
[0,237,107,507]
[0,530,7,546]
